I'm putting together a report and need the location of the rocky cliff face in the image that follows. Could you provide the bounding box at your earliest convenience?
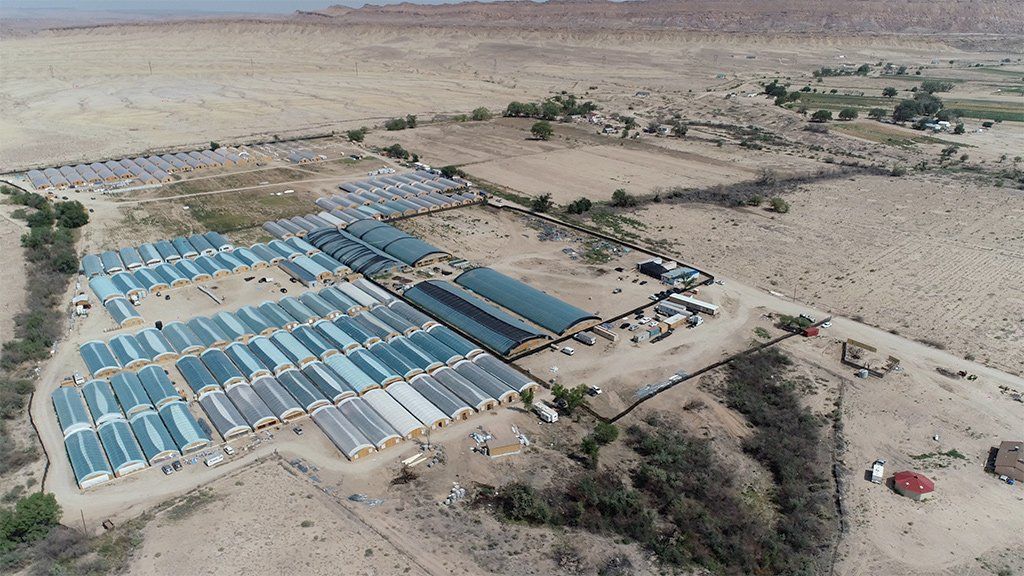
[302,0,1022,35]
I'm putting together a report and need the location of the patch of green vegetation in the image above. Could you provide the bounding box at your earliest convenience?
[794,92,1024,122]
[588,209,644,240]
[753,327,771,340]
[909,449,967,468]
[165,488,217,521]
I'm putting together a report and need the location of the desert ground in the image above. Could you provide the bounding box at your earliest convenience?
[0,12,1022,576]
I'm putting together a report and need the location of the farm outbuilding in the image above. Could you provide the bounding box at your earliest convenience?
[452,360,518,404]
[455,267,600,335]
[893,470,935,501]
[129,410,180,464]
[310,405,375,460]
[97,419,147,477]
[252,376,305,422]
[158,401,210,453]
[211,311,254,343]
[154,263,191,287]
[408,330,463,365]
[187,316,230,349]
[471,353,539,394]
[362,389,427,439]
[133,267,170,293]
[198,390,251,440]
[90,276,124,304]
[994,441,1024,482]
[64,429,113,489]
[324,354,379,395]
[314,320,361,353]
[270,330,317,367]
[248,336,295,374]
[347,348,401,387]
[82,254,104,278]
[405,280,549,356]
[291,325,340,360]
[200,348,247,389]
[257,301,300,330]
[235,306,277,335]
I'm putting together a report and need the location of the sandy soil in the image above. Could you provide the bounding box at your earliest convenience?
[0,204,29,345]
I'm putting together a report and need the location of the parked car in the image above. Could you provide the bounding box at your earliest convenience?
[588,386,603,396]
[224,445,236,456]
[293,426,304,436]
[161,465,173,475]
[172,460,183,471]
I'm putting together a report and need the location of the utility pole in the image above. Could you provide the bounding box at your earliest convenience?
[148,60,153,75]
[250,58,254,77]
[80,509,86,534]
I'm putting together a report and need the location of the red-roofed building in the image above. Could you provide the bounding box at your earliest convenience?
[893,470,935,501]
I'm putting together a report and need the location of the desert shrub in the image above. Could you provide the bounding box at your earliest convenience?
[610,188,638,208]
[471,107,493,121]
[551,383,588,414]
[592,422,619,445]
[770,197,790,213]
[346,127,368,142]
[53,201,88,229]
[565,197,592,214]
[530,121,554,140]
[384,118,407,131]
[530,193,553,213]
[493,483,550,524]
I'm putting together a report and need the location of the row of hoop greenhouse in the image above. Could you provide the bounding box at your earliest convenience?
[57,280,539,489]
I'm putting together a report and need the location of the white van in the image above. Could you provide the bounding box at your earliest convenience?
[204,454,224,467]
[561,347,575,356]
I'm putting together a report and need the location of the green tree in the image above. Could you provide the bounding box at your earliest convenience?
[471,107,492,121]
[810,110,833,123]
[54,201,88,228]
[672,122,688,137]
[26,207,54,229]
[530,121,554,140]
[405,114,417,128]
[1,492,61,546]
[384,118,407,131]
[838,108,859,120]
[892,99,919,122]
[882,87,898,98]
[565,197,593,214]
[920,80,954,94]
[855,63,871,75]
[868,108,888,120]
[592,422,619,445]
[439,165,466,179]
[581,436,600,469]
[540,101,562,120]
[530,193,553,212]
[209,141,220,150]
[551,383,588,415]
[495,483,549,524]
[346,127,368,142]
[520,388,534,408]
[383,144,409,159]
[610,188,638,207]
[953,123,965,134]
[770,197,790,213]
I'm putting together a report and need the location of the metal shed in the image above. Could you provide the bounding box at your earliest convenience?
[431,366,496,411]
[175,355,221,397]
[276,369,330,412]
[198,390,251,440]
[367,305,416,335]
[408,373,474,421]
[310,405,375,460]
[251,376,305,422]
[352,279,394,304]
[388,300,436,329]
[382,337,439,373]
[110,371,155,417]
[175,258,211,283]
[353,313,398,342]
[161,322,205,355]
[52,387,93,438]
[200,348,247,389]
[195,255,229,278]
[135,328,178,362]
[337,397,402,450]
[231,247,268,269]
[214,252,249,274]
[110,272,147,300]
[257,301,299,330]
[108,334,150,370]
[385,381,450,429]
[129,410,180,464]
[64,429,113,489]
[97,419,147,477]
[204,231,232,252]
[80,340,121,378]
[118,246,145,270]
[171,236,198,259]
[361,389,427,439]
[235,306,276,336]
[159,401,211,453]
[81,254,104,278]
[250,243,283,265]
[99,251,124,274]
[224,342,272,380]
[137,365,180,408]
[82,379,124,426]
[154,263,191,287]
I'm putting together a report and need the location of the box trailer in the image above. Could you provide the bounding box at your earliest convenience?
[533,402,559,423]
[573,331,597,346]
[668,294,719,316]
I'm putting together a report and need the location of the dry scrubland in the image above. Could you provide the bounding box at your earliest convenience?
[0,15,1023,576]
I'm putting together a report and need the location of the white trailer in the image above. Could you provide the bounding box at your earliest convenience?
[533,402,559,423]
[668,294,719,316]
[871,459,885,484]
